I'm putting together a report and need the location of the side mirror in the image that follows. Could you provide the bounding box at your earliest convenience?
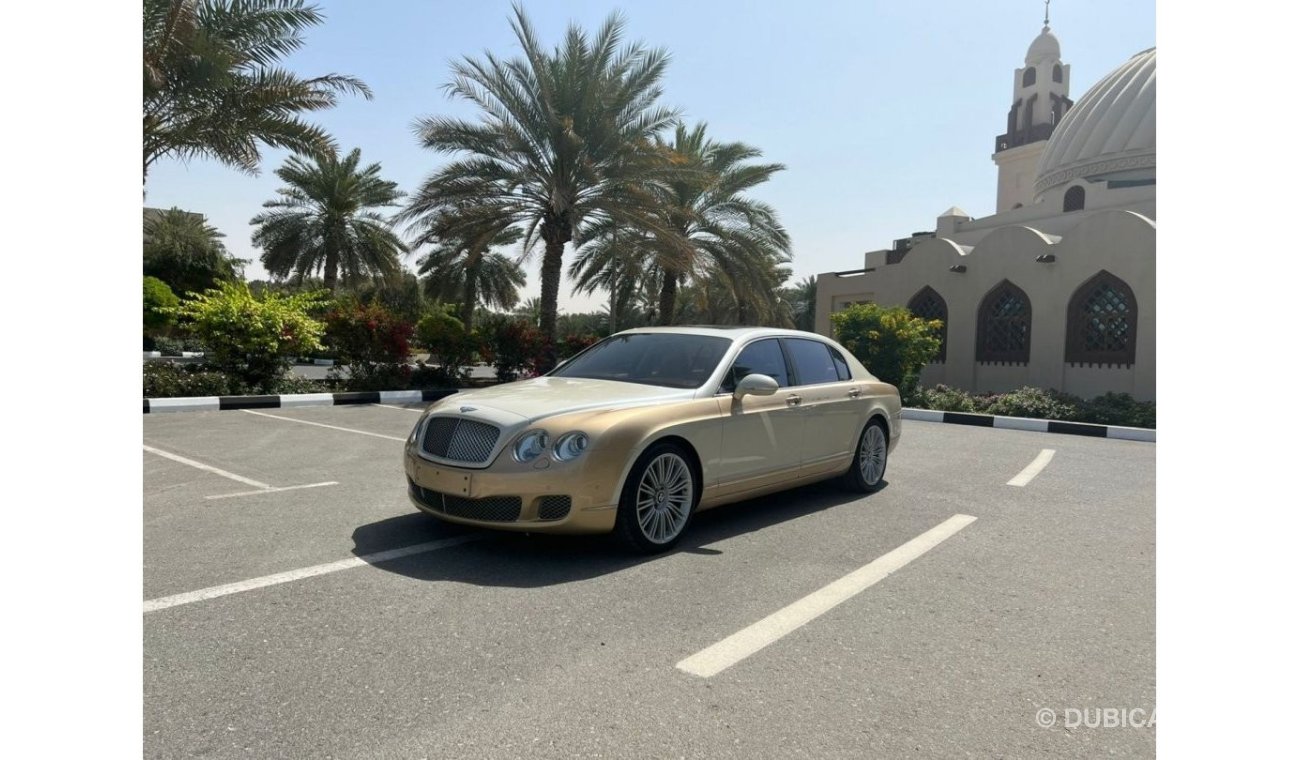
[733,373,779,399]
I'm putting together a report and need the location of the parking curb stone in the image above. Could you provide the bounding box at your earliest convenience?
[901,407,1155,442]
[144,388,458,414]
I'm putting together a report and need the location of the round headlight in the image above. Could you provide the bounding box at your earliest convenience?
[512,430,550,462]
[553,432,590,462]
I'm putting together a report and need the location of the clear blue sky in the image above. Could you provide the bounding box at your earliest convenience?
[144,0,1155,312]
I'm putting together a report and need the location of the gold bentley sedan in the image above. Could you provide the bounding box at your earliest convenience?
[404,327,901,553]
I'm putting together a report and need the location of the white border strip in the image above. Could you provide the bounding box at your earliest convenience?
[379,390,424,404]
[143,535,481,613]
[676,514,978,678]
[278,392,336,408]
[900,408,945,423]
[993,415,1051,432]
[148,396,220,413]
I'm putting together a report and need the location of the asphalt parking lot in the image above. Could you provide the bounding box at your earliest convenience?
[143,403,1155,759]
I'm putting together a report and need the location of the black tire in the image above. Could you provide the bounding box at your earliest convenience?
[841,419,889,493]
[614,441,699,554]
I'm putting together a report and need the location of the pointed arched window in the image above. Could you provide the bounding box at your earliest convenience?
[1053,64,1063,83]
[906,286,948,362]
[1066,271,1137,366]
[977,281,1032,364]
[1022,67,1037,87]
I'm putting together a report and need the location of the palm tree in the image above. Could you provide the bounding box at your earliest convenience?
[405,3,683,370]
[567,225,651,334]
[251,148,406,292]
[143,0,371,184]
[574,122,790,326]
[144,207,245,295]
[784,275,818,331]
[413,217,526,331]
[513,297,544,328]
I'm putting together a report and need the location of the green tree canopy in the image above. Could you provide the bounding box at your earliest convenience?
[143,0,371,183]
[144,207,244,295]
[251,148,407,292]
[404,2,683,370]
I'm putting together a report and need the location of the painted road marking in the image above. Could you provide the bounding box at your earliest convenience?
[143,444,271,489]
[242,409,406,441]
[143,535,482,613]
[374,404,424,413]
[1007,449,1056,487]
[676,514,978,678]
[205,482,339,500]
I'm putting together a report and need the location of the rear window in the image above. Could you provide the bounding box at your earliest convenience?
[550,333,731,389]
[785,339,841,386]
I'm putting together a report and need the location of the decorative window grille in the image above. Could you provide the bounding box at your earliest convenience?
[977,281,1032,364]
[906,286,948,363]
[1065,271,1137,366]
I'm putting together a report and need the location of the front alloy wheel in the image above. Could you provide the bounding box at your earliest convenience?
[616,443,697,553]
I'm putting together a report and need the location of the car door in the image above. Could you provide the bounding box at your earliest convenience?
[715,338,805,497]
[782,338,866,477]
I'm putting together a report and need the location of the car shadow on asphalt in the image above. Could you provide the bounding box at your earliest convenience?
[350,480,889,588]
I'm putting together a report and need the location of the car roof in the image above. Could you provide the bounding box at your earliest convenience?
[612,325,832,342]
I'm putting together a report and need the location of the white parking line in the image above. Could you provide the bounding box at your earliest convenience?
[374,404,424,413]
[1007,449,1056,487]
[143,444,271,489]
[242,409,406,441]
[205,482,339,500]
[143,535,483,613]
[676,514,978,678]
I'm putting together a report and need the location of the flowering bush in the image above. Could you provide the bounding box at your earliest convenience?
[323,299,415,391]
[488,320,546,382]
[558,333,600,360]
[175,282,326,392]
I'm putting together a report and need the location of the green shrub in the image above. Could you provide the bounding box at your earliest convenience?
[175,282,326,393]
[415,311,482,387]
[143,276,179,334]
[829,303,942,389]
[1079,392,1156,429]
[143,362,243,397]
[983,386,1082,421]
[912,384,980,412]
[153,337,185,356]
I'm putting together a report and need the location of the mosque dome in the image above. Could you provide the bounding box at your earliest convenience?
[1034,48,1156,198]
[1025,26,1061,63]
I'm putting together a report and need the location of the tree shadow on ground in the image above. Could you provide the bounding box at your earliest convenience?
[351,479,889,589]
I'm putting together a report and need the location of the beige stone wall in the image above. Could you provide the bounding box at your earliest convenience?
[815,209,1156,401]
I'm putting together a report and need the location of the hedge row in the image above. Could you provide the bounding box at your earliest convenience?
[907,384,1155,429]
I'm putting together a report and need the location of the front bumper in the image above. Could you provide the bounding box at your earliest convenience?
[403,447,620,534]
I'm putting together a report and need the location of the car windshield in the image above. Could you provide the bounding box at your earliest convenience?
[549,333,732,389]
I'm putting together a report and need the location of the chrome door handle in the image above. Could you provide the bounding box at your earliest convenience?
[786,394,802,406]
[848,388,862,398]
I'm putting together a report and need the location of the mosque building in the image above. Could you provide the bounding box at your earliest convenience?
[814,16,1156,401]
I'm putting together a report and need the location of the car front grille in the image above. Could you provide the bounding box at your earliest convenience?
[537,496,572,521]
[420,417,501,464]
[409,480,522,522]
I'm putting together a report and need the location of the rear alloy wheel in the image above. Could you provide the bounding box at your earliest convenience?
[615,443,697,553]
[842,420,888,493]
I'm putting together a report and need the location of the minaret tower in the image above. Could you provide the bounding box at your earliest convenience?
[993,1,1072,212]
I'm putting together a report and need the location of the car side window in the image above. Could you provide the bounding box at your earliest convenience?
[829,347,852,381]
[785,339,841,386]
[722,339,790,392]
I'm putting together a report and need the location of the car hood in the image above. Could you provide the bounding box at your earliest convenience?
[449,376,695,424]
